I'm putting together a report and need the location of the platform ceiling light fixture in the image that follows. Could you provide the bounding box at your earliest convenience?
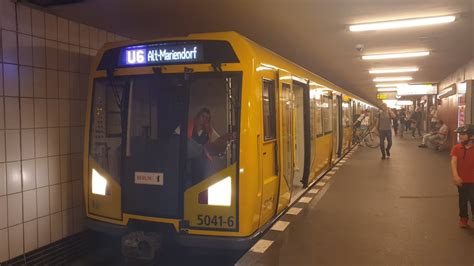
[377,88,398,92]
[376,83,408,88]
[350,15,455,32]
[373,76,413,82]
[362,51,429,60]
[369,67,419,74]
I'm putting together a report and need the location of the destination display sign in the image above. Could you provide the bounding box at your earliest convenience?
[119,44,204,66]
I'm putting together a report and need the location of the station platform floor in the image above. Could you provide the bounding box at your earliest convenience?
[237,136,474,265]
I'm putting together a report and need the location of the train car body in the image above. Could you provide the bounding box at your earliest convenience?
[83,32,374,251]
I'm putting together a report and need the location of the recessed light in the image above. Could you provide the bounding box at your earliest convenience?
[362,51,429,60]
[350,15,455,32]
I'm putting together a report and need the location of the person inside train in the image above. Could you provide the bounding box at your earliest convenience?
[418,120,448,150]
[176,107,233,184]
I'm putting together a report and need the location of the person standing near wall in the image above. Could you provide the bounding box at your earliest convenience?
[376,103,396,160]
[450,125,474,228]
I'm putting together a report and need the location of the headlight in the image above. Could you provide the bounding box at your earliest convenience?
[92,169,107,196]
[198,176,232,206]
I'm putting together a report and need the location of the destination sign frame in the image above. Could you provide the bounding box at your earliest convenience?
[119,43,204,67]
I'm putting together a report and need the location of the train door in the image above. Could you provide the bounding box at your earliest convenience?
[259,77,280,226]
[332,94,342,161]
[276,70,294,213]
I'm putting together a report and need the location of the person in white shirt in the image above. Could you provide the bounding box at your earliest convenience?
[356,109,370,131]
[418,120,448,149]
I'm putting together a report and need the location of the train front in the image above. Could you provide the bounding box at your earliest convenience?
[84,38,246,257]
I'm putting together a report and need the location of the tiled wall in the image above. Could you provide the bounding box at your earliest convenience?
[0,1,127,262]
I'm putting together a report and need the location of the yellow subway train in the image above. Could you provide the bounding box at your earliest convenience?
[83,31,374,257]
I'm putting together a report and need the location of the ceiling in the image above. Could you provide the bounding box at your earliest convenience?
[42,0,474,104]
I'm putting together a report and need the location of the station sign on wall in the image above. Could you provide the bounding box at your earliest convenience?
[377,92,397,100]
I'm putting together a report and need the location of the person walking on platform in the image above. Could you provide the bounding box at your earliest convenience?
[398,109,406,138]
[411,107,422,138]
[450,125,474,228]
[392,109,399,136]
[376,103,396,160]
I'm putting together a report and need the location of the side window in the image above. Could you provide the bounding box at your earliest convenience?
[322,95,332,134]
[262,79,276,140]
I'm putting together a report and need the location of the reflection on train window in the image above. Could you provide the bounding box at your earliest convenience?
[262,80,276,141]
[310,88,323,137]
[342,101,351,128]
[322,95,332,134]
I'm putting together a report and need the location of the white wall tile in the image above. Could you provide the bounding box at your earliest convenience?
[0,228,9,262]
[48,156,60,185]
[47,128,59,156]
[17,4,32,35]
[59,127,70,156]
[37,215,50,247]
[58,43,69,71]
[70,153,82,180]
[34,98,47,129]
[2,30,18,64]
[4,64,19,97]
[69,21,79,45]
[89,27,99,49]
[61,182,72,210]
[58,18,69,44]
[50,184,61,214]
[19,66,34,97]
[0,131,5,163]
[34,128,47,158]
[0,65,3,96]
[60,155,70,182]
[45,13,58,41]
[98,29,107,48]
[7,193,22,226]
[79,48,90,74]
[1,0,17,31]
[69,73,80,99]
[46,70,58,98]
[46,40,58,70]
[22,159,36,191]
[62,209,73,237]
[8,224,23,259]
[50,212,62,242]
[79,24,90,48]
[0,101,3,129]
[79,74,88,100]
[59,100,70,127]
[0,196,6,229]
[36,158,48,188]
[47,100,59,128]
[0,164,5,196]
[20,98,34,129]
[32,37,46,68]
[107,32,115,42]
[58,71,69,99]
[18,34,33,66]
[7,161,21,194]
[33,68,46,97]
[5,97,20,129]
[31,9,45,38]
[6,130,21,162]
[24,219,38,252]
[69,45,80,72]
[36,186,49,217]
[72,179,83,207]
[21,129,35,160]
[73,206,84,234]
[70,127,83,153]
[23,189,37,221]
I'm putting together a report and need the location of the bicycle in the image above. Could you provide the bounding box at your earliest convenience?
[353,125,380,148]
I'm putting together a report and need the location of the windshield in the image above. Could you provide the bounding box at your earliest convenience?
[90,72,241,215]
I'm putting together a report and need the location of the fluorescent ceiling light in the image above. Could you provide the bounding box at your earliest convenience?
[362,51,429,60]
[369,67,419,74]
[377,88,397,92]
[376,83,408,88]
[350,15,455,32]
[373,77,413,82]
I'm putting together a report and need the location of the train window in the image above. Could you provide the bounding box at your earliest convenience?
[342,101,351,128]
[309,88,323,137]
[322,95,332,134]
[262,80,276,141]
